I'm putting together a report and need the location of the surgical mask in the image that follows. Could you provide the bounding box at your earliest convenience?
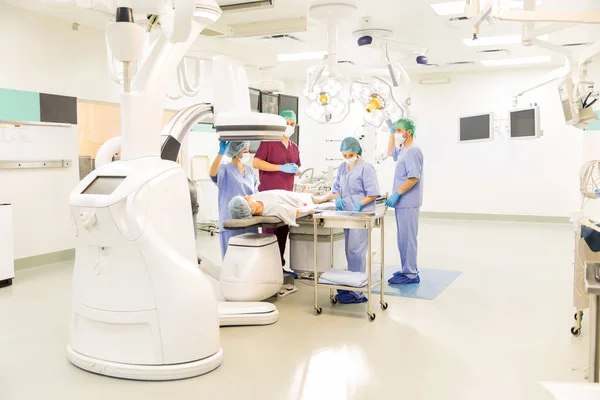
[345,156,358,165]
[284,125,294,137]
[395,134,405,146]
[240,153,251,164]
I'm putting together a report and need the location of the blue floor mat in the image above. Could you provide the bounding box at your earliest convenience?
[371,267,462,300]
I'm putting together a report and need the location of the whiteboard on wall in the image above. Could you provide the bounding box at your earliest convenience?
[0,121,79,259]
[0,122,78,161]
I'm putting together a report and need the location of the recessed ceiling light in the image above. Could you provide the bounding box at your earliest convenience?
[431,0,543,16]
[277,51,327,62]
[481,56,551,66]
[419,78,452,85]
[463,34,548,47]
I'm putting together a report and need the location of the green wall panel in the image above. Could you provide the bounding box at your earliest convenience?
[192,123,216,133]
[0,88,41,122]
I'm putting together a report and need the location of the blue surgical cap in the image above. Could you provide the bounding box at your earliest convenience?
[393,118,416,136]
[340,137,363,156]
[225,141,250,158]
[229,196,253,220]
[280,110,297,124]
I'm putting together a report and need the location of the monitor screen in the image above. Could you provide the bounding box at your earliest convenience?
[459,114,491,141]
[510,108,538,138]
[261,93,279,115]
[82,176,126,195]
[249,141,261,154]
[249,88,261,113]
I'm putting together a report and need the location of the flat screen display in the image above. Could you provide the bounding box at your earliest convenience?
[249,88,261,113]
[459,114,491,142]
[261,93,279,115]
[249,141,261,154]
[82,176,126,195]
[510,108,538,138]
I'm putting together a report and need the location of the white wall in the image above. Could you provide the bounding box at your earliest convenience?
[0,3,208,108]
[294,67,600,218]
[0,4,208,259]
[0,125,79,259]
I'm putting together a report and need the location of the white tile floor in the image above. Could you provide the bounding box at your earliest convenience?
[0,217,590,400]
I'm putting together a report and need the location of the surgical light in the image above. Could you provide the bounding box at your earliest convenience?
[304,78,348,123]
[481,55,551,66]
[278,51,327,62]
[350,77,404,128]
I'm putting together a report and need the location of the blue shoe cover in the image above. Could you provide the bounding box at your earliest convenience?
[336,291,368,304]
[388,274,420,285]
[283,269,298,279]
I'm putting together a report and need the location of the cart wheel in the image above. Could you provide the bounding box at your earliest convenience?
[381,302,388,310]
[571,327,582,337]
[315,307,323,315]
[330,297,338,305]
[368,312,376,321]
[574,312,584,321]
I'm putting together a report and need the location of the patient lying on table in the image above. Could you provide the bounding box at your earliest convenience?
[228,190,318,227]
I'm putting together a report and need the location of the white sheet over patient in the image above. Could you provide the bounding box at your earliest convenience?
[252,190,315,227]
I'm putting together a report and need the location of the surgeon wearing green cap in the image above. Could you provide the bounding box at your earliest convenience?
[385,118,424,285]
[253,109,302,272]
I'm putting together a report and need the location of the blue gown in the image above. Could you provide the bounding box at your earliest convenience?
[211,163,258,259]
[332,159,380,273]
[391,145,424,278]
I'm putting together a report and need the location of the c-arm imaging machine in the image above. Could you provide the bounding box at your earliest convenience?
[67,0,288,381]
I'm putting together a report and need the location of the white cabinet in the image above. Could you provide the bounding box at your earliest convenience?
[0,204,14,287]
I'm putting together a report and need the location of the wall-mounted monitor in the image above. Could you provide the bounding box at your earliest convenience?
[459,113,493,142]
[249,88,261,113]
[261,92,279,115]
[509,106,541,139]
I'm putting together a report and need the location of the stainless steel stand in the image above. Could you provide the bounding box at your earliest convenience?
[585,262,600,383]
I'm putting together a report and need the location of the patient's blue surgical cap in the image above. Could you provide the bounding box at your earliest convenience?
[225,141,250,158]
[393,118,416,136]
[229,196,253,220]
[340,137,363,156]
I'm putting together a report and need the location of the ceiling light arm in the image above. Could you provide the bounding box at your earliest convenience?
[495,9,600,24]
[306,64,326,93]
[527,38,573,56]
[471,0,493,40]
[576,39,600,100]
[522,22,575,41]
[388,60,412,107]
[514,55,572,103]
[327,23,339,75]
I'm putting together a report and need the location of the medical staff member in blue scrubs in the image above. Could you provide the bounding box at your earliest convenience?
[316,137,380,303]
[210,141,258,259]
[385,118,424,284]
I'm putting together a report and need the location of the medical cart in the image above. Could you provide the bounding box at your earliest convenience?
[311,209,387,321]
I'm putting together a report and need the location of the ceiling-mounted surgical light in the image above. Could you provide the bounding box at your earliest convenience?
[350,77,404,128]
[304,77,349,123]
[302,0,357,124]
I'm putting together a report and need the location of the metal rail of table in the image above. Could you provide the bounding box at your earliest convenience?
[311,210,388,321]
[586,262,600,382]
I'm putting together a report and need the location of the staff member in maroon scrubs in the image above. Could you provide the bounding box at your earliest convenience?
[253,110,301,272]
